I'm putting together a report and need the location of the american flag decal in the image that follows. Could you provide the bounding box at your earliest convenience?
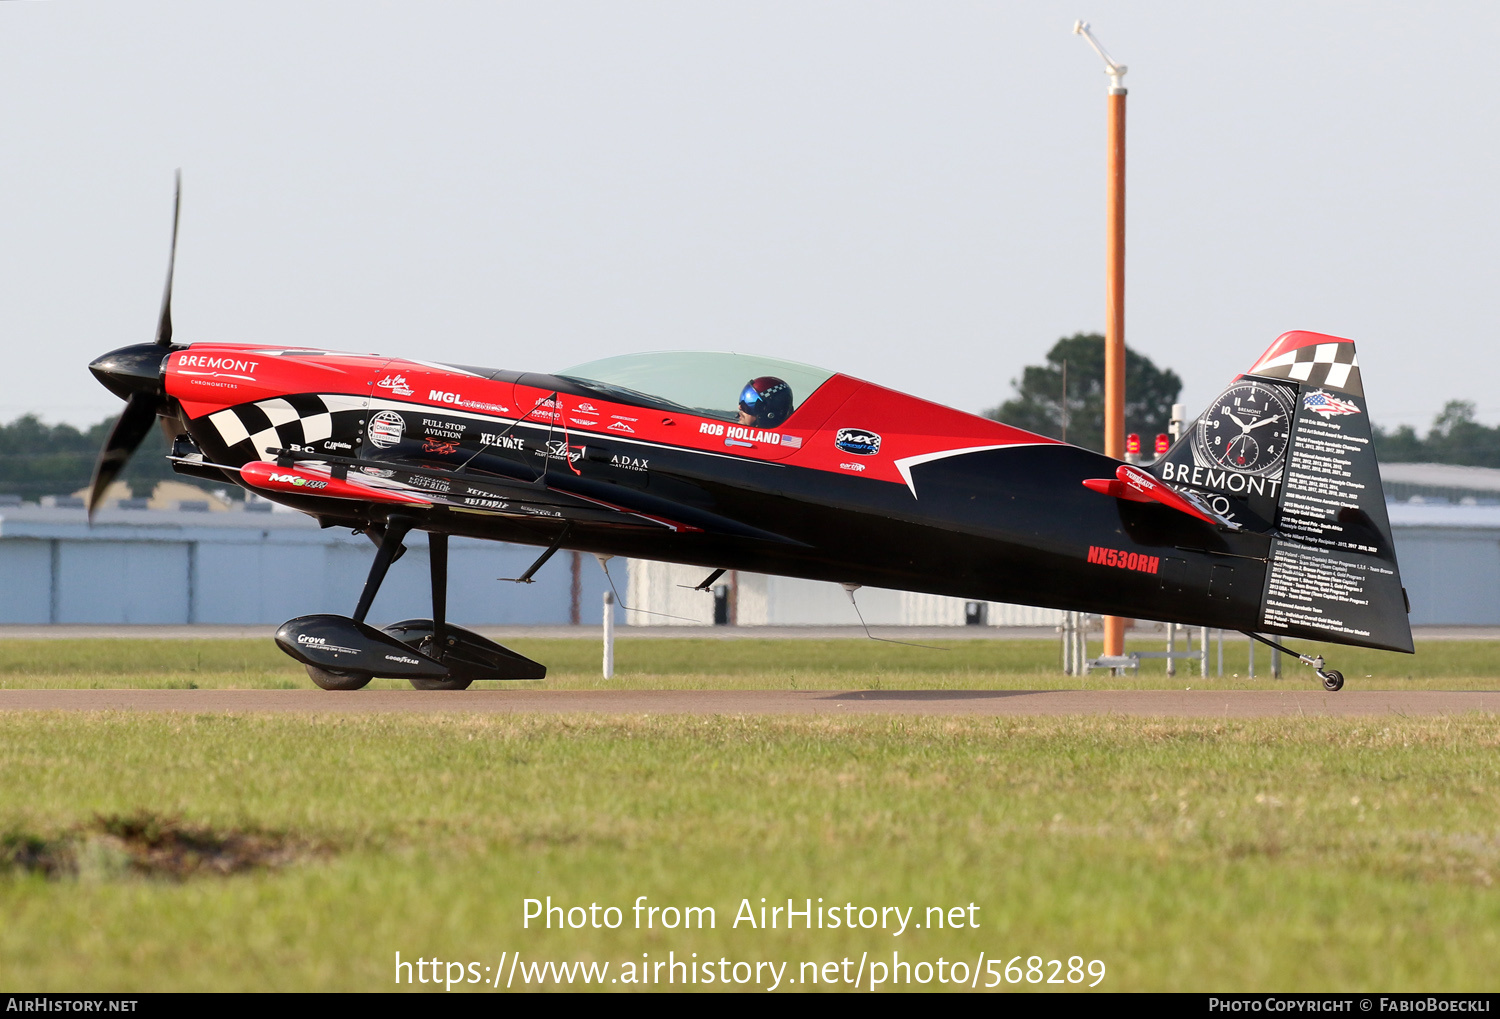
[1302,389,1361,418]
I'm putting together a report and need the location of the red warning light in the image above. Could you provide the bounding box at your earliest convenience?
[1125,433,1141,456]
[1154,433,1171,455]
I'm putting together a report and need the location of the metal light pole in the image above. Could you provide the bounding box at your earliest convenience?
[1075,20,1129,660]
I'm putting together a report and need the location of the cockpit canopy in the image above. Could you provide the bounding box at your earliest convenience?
[556,351,836,423]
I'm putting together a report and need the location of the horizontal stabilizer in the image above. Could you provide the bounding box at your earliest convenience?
[1084,464,1234,528]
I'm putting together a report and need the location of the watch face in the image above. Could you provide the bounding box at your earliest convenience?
[1192,380,1293,476]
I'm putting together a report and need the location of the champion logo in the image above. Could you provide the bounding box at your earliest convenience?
[367,410,406,449]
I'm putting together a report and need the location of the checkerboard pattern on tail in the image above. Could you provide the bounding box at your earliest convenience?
[1248,341,1362,396]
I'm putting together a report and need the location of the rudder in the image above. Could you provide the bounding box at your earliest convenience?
[1151,331,1412,654]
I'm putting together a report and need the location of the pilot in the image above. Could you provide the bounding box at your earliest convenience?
[737,376,793,428]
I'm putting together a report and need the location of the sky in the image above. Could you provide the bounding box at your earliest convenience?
[2,2,1496,433]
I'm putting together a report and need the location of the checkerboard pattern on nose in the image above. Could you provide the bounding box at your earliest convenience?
[207,393,370,460]
[1249,341,1362,396]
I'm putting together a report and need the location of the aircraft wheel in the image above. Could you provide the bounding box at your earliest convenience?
[1321,670,1345,692]
[305,665,373,691]
[408,676,474,691]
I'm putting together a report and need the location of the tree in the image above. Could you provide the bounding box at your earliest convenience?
[1372,400,1500,468]
[0,414,233,502]
[984,333,1183,452]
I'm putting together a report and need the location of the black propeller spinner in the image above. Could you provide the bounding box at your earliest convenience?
[86,172,185,519]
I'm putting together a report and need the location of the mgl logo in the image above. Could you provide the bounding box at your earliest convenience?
[429,390,462,404]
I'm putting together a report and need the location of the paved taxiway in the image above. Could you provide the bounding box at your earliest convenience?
[0,689,1494,717]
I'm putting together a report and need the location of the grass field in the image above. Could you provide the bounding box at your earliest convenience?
[1,711,1498,991]
[0,636,1496,691]
[2,639,1498,992]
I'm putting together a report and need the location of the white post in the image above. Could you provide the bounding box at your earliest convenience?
[1272,644,1282,679]
[1248,633,1255,677]
[602,590,615,679]
[1166,622,1176,677]
[1169,403,1186,442]
[1217,628,1224,677]
[1200,626,1209,678]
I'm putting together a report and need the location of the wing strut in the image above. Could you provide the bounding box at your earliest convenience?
[679,568,727,592]
[499,523,572,584]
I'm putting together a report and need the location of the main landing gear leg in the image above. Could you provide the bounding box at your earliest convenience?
[430,531,447,658]
[354,515,414,624]
[294,516,414,692]
[405,532,472,691]
[277,519,547,690]
[1242,632,1343,692]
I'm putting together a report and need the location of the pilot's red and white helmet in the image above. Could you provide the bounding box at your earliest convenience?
[738,377,793,427]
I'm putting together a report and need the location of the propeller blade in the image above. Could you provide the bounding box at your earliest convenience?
[86,394,159,519]
[156,170,181,347]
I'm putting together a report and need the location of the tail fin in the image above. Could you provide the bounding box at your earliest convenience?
[1152,331,1412,654]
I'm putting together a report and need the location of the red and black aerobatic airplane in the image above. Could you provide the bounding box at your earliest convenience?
[86,182,1411,691]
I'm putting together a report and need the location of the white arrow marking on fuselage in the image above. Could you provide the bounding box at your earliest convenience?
[893,444,1054,499]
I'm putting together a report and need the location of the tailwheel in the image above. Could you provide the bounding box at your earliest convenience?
[1241,633,1346,694]
[305,665,372,691]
